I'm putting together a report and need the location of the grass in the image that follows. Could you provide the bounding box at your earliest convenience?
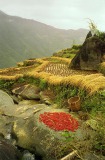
[53,44,81,59]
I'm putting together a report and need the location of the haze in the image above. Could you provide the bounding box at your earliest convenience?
[0,0,105,31]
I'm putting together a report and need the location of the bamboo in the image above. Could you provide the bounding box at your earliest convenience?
[60,150,78,160]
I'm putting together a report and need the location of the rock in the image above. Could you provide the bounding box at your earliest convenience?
[12,108,79,160]
[86,119,99,130]
[10,95,20,104]
[0,90,14,107]
[83,152,99,160]
[19,100,40,105]
[40,91,52,105]
[22,150,35,160]
[0,140,21,160]
[70,33,105,70]
[12,84,40,100]
[0,90,102,160]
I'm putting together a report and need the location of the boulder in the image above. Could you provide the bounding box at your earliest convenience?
[12,107,80,160]
[70,32,105,70]
[22,150,35,160]
[0,100,103,160]
[0,90,14,107]
[12,84,40,100]
[0,140,21,160]
[40,91,53,105]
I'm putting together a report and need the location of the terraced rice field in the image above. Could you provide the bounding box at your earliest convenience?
[43,63,96,77]
[0,58,105,94]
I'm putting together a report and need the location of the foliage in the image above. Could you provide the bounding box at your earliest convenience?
[88,19,100,36]
[51,85,79,108]
[18,76,48,91]
[39,79,48,90]
[72,44,82,50]
[61,131,75,142]
[98,62,105,75]
[98,32,105,41]
[16,77,26,83]
[88,19,105,41]
[62,53,75,58]
[42,57,62,63]
[53,45,81,59]
[82,93,105,112]
[90,112,105,155]
[0,79,14,90]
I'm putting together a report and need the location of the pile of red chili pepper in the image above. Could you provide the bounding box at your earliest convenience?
[39,112,79,132]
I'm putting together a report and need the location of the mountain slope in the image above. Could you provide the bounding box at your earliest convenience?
[0,11,88,68]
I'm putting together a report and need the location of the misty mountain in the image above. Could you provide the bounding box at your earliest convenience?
[0,11,88,68]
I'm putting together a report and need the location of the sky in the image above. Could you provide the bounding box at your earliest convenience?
[0,0,105,31]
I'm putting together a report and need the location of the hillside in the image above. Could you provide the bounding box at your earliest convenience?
[0,56,105,159]
[0,11,88,68]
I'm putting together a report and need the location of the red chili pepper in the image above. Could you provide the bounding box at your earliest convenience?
[39,112,79,132]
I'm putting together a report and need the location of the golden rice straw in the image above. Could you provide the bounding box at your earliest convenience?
[60,150,78,160]
[79,74,103,88]
[0,74,23,80]
[35,61,50,72]
[48,75,64,85]
[63,75,84,86]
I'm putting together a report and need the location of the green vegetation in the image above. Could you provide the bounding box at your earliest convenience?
[88,19,105,41]
[51,85,78,107]
[53,44,82,58]
[62,131,75,142]
[0,79,14,91]
[72,44,82,50]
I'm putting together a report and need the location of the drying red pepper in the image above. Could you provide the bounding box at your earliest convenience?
[39,112,79,132]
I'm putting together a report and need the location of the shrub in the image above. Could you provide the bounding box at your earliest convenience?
[39,79,48,90]
[0,79,14,90]
[72,44,82,50]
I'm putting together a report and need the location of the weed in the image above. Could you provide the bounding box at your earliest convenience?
[0,79,14,90]
[39,79,48,90]
[62,131,75,142]
[51,85,79,108]
[16,77,25,83]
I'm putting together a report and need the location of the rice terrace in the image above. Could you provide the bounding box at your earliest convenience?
[0,56,105,94]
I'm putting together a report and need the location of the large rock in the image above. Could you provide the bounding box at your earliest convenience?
[40,91,53,105]
[0,90,14,107]
[12,84,40,100]
[0,101,104,160]
[12,107,80,160]
[0,140,21,160]
[70,32,105,70]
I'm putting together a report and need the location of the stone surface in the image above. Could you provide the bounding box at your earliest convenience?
[40,91,52,105]
[12,84,40,100]
[22,150,35,160]
[70,33,105,70]
[0,90,104,160]
[0,90,14,107]
[12,108,79,160]
[0,140,21,160]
